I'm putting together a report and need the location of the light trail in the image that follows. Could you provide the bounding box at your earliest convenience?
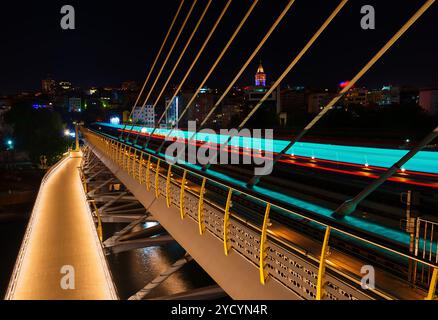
[201,0,349,172]
[249,0,437,187]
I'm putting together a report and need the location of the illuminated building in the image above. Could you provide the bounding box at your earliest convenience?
[164,97,180,129]
[255,61,267,87]
[132,106,155,127]
[68,98,82,113]
[59,81,73,91]
[380,85,400,105]
[42,78,56,94]
[307,92,333,114]
[344,87,368,106]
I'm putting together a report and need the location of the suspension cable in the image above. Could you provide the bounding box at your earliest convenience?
[132,0,233,145]
[149,0,213,122]
[202,0,348,172]
[119,0,185,139]
[157,0,297,155]
[129,0,185,118]
[248,0,435,187]
[144,0,259,149]
[123,0,198,140]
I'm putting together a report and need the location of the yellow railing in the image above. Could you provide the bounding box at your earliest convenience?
[84,130,438,300]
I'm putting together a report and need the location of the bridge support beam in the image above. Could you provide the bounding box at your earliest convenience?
[105,235,175,255]
[129,254,194,300]
[85,135,301,300]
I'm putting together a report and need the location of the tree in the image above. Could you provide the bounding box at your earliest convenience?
[4,101,69,165]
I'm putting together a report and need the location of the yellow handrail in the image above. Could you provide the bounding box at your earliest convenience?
[317,226,331,300]
[223,188,233,256]
[259,203,271,285]
[155,159,161,199]
[198,177,207,235]
[426,267,438,300]
[180,170,187,219]
[146,155,152,191]
[166,165,173,208]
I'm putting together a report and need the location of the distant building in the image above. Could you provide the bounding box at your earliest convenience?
[176,87,219,128]
[419,88,438,115]
[59,81,73,91]
[308,92,332,114]
[367,90,384,106]
[68,98,82,113]
[0,101,12,135]
[380,86,400,106]
[255,61,267,87]
[279,86,306,127]
[122,81,139,92]
[343,87,368,106]
[42,78,56,94]
[221,88,245,128]
[132,105,155,127]
[400,86,419,106]
[164,97,180,128]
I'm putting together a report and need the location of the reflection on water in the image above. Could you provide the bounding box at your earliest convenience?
[0,221,27,297]
[103,223,217,300]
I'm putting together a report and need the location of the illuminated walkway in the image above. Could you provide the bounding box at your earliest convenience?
[6,152,117,300]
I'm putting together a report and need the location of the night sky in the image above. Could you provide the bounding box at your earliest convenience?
[1,0,437,95]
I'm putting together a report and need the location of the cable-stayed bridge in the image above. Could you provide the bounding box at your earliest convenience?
[5,0,438,300]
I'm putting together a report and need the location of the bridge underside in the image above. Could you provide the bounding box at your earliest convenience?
[86,141,301,300]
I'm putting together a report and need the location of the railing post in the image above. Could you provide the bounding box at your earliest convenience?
[166,165,172,208]
[126,147,132,172]
[118,144,123,165]
[155,159,161,199]
[115,142,120,162]
[426,267,438,300]
[91,200,103,242]
[198,177,207,235]
[138,153,144,183]
[317,226,331,300]
[131,149,137,177]
[112,141,117,161]
[180,170,187,220]
[146,155,152,191]
[259,203,271,285]
[120,144,126,169]
[223,188,233,256]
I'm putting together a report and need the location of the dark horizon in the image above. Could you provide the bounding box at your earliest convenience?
[1,0,437,95]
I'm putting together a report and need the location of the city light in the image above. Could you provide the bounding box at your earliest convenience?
[110,117,121,125]
[339,81,351,89]
[64,129,76,138]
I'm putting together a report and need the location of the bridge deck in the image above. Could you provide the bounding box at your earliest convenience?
[6,153,117,300]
